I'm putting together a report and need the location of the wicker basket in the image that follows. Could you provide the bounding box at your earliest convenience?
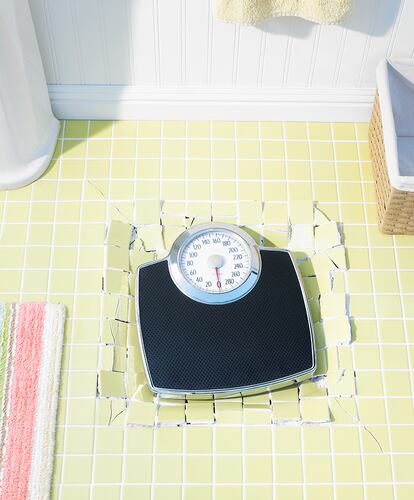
[369,92,414,235]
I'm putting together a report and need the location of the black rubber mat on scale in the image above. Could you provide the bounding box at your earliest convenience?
[137,250,314,392]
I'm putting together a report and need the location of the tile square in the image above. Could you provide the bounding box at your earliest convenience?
[63,456,93,484]
[244,427,272,454]
[334,455,362,482]
[93,455,123,484]
[245,456,272,483]
[155,427,183,453]
[304,455,332,483]
[215,456,243,483]
[274,455,303,483]
[124,456,153,484]
[154,455,183,483]
[185,456,212,483]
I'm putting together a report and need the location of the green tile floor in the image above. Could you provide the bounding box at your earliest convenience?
[0,120,414,499]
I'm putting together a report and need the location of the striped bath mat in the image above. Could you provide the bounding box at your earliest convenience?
[0,303,65,500]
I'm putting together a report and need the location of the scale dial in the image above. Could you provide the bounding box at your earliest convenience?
[168,223,261,305]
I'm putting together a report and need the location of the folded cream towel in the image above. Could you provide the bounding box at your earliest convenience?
[215,0,352,25]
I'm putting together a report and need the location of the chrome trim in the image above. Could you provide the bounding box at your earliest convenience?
[135,228,316,399]
[168,222,261,305]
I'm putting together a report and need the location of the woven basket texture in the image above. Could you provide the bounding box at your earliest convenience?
[369,92,414,235]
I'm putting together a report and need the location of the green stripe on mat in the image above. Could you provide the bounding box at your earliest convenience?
[0,304,11,426]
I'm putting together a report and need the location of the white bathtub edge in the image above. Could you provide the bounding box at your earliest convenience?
[0,117,60,191]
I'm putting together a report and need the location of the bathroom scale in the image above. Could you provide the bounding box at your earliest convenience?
[135,222,315,398]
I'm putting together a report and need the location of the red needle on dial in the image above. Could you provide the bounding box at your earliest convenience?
[215,267,222,289]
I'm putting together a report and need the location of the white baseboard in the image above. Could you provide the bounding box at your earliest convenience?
[48,85,375,122]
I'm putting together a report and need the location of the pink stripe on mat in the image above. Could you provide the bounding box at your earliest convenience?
[1,304,45,500]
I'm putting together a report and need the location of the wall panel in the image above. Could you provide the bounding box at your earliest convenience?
[31,0,414,120]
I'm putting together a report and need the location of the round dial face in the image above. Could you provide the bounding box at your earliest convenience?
[179,230,252,294]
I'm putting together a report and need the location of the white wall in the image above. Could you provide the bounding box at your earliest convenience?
[28,0,414,120]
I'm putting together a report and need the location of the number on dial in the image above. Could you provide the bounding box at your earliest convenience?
[179,230,252,293]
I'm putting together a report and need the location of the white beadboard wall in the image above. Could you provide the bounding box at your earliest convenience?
[29,0,414,121]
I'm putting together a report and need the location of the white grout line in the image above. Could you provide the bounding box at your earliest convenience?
[159,122,164,207]
[51,120,67,500]
[300,425,307,500]
[392,240,414,401]
[181,413,186,500]
[48,480,407,485]
[18,181,34,303]
[241,401,246,500]
[0,189,8,241]
[234,122,240,226]
[352,122,397,498]
[212,406,216,500]
[150,394,160,500]
[281,122,290,226]
[184,121,189,221]
[52,448,414,456]
[257,122,265,243]
[209,120,214,220]
[119,121,140,500]
[89,119,113,500]
[329,121,346,500]
[54,136,371,143]
[306,122,316,209]
[346,124,368,500]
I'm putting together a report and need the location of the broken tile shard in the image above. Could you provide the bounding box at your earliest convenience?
[130,249,155,272]
[272,402,300,422]
[313,322,326,349]
[157,404,186,424]
[326,245,347,270]
[314,221,341,251]
[106,245,130,271]
[214,400,243,424]
[238,201,263,225]
[101,319,128,346]
[300,398,330,422]
[320,293,346,318]
[113,346,127,372]
[290,201,314,225]
[103,294,130,321]
[98,370,126,398]
[163,226,185,249]
[326,370,356,396]
[186,401,214,423]
[314,349,327,376]
[338,345,353,370]
[104,269,129,294]
[329,397,358,423]
[314,207,331,226]
[288,224,314,251]
[100,345,115,371]
[271,385,299,403]
[324,317,352,345]
[127,401,156,425]
[138,225,164,251]
[311,252,336,277]
[107,220,132,248]
[299,380,327,398]
[303,277,320,300]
